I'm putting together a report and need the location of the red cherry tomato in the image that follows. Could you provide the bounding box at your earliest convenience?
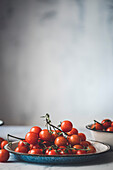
[52,130,63,140]
[87,145,96,153]
[28,148,42,154]
[25,132,38,144]
[78,133,86,141]
[15,146,28,153]
[0,149,9,162]
[91,122,104,131]
[106,126,113,132]
[67,128,78,136]
[39,129,52,141]
[72,144,83,154]
[48,149,58,155]
[101,119,112,129]
[18,140,28,147]
[54,136,67,147]
[0,140,8,149]
[30,126,42,135]
[30,143,40,150]
[68,135,80,146]
[111,121,113,127]
[80,141,91,148]
[0,137,4,149]
[76,150,86,155]
[61,120,73,132]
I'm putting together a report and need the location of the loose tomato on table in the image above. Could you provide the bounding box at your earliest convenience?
[0,149,9,162]
[61,120,73,132]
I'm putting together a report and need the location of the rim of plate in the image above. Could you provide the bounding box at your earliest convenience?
[4,140,110,157]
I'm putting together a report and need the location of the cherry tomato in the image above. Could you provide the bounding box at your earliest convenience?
[72,144,83,154]
[101,119,112,129]
[106,126,113,132]
[48,149,58,155]
[54,136,67,147]
[0,149,9,162]
[80,141,91,148]
[67,128,78,136]
[78,133,86,141]
[0,140,8,149]
[0,137,4,149]
[15,146,28,153]
[28,148,42,154]
[76,150,86,155]
[87,145,96,153]
[30,143,40,149]
[30,126,42,135]
[91,122,104,131]
[68,135,80,146]
[39,129,52,141]
[52,130,63,140]
[18,140,28,147]
[111,122,113,127]
[59,148,72,155]
[61,120,73,132]
[25,132,38,144]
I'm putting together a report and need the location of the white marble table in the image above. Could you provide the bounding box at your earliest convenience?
[0,126,113,170]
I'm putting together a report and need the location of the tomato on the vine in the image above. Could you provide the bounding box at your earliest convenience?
[80,141,91,148]
[39,129,52,141]
[78,133,86,141]
[0,137,4,149]
[30,126,42,135]
[87,145,96,153]
[91,122,104,131]
[47,149,58,155]
[15,146,28,153]
[28,148,42,154]
[54,136,67,147]
[72,144,83,154]
[68,135,80,146]
[76,150,86,155]
[61,120,73,132]
[25,132,38,145]
[67,128,78,136]
[0,149,9,162]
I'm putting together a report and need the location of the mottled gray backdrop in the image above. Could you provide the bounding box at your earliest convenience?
[0,0,113,127]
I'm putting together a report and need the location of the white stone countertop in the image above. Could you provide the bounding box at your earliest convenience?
[0,126,113,170]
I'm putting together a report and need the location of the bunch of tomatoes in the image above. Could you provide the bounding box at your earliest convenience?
[13,114,96,156]
[91,119,113,131]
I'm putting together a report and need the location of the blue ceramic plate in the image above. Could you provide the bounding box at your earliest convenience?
[5,140,110,164]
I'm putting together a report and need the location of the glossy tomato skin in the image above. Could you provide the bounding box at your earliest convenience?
[61,120,73,132]
[18,140,28,147]
[76,150,86,155]
[47,149,58,155]
[52,130,63,140]
[0,140,8,149]
[0,149,9,162]
[25,132,38,145]
[106,126,113,132]
[87,145,96,153]
[78,133,86,141]
[30,143,40,150]
[91,122,104,131]
[39,129,52,141]
[15,146,28,153]
[54,136,67,147]
[72,144,83,154]
[68,135,80,146]
[67,128,78,136]
[80,141,91,148]
[101,119,112,129]
[30,126,42,135]
[0,137,4,149]
[28,148,42,154]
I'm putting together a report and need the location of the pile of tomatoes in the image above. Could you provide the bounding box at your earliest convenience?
[91,119,113,131]
[13,116,96,156]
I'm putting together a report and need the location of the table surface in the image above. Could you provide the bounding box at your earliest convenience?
[0,126,113,170]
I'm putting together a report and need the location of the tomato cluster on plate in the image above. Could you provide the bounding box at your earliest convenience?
[13,114,96,156]
[91,119,113,131]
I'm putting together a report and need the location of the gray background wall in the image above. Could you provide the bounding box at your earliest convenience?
[0,0,113,128]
